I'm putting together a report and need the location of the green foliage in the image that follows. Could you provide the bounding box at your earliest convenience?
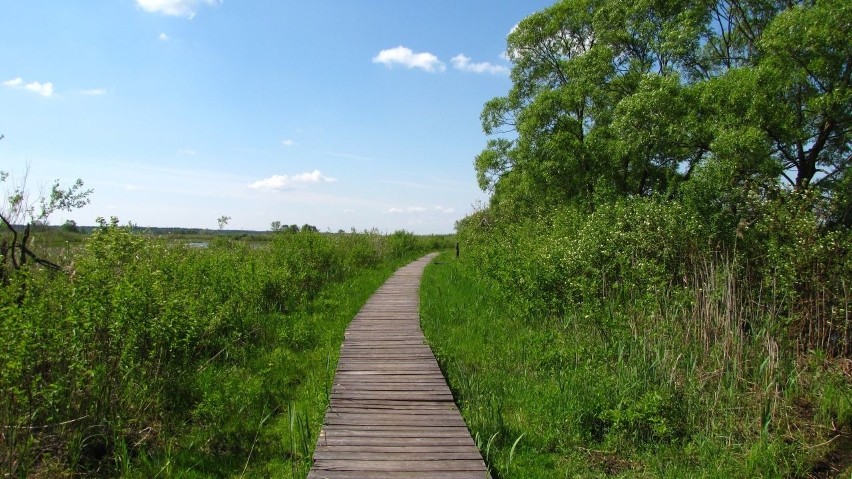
[448,160,850,477]
[600,389,686,443]
[423,246,851,477]
[61,219,80,233]
[478,0,850,210]
[449,0,851,475]
[385,229,419,259]
[0,225,443,477]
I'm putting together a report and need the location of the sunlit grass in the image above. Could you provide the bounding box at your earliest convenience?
[421,252,852,478]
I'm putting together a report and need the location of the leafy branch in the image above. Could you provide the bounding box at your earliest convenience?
[0,135,93,279]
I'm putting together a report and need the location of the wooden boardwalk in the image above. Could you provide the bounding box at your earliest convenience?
[308,253,489,479]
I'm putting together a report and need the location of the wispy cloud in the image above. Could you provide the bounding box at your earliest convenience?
[178,148,197,156]
[249,170,337,191]
[159,33,169,41]
[391,206,427,213]
[135,0,221,19]
[79,88,107,96]
[451,54,508,75]
[372,46,445,73]
[388,205,455,214]
[3,77,54,97]
[281,139,296,147]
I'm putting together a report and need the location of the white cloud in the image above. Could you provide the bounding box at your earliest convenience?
[451,54,508,75]
[159,33,169,41]
[3,77,23,88]
[372,46,445,73]
[249,170,337,191]
[136,0,221,19]
[25,81,54,97]
[79,88,107,96]
[178,148,197,155]
[3,77,54,97]
[281,139,295,146]
[388,206,453,214]
[291,170,336,183]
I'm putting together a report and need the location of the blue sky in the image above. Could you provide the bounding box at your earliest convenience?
[0,0,552,234]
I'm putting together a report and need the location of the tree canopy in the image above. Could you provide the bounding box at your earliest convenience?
[476,0,850,213]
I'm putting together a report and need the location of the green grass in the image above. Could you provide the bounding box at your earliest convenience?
[128,259,409,478]
[421,252,852,478]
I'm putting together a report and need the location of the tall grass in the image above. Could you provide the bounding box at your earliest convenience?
[423,196,852,477]
[0,225,450,477]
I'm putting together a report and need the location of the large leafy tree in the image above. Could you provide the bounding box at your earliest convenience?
[476,0,850,211]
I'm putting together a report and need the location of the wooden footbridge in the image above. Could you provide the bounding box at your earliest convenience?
[308,253,489,479]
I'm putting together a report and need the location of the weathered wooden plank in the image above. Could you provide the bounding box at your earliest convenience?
[308,471,487,479]
[329,403,458,411]
[307,253,488,478]
[331,392,454,402]
[313,450,484,461]
[334,366,445,373]
[314,444,482,454]
[333,381,450,388]
[324,414,467,427]
[328,399,457,408]
[332,385,451,393]
[312,459,488,471]
[334,376,448,382]
[333,372,446,379]
[315,437,477,448]
[321,424,473,438]
[334,363,442,370]
[331,370,443,376]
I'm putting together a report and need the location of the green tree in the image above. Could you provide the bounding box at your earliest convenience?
[756,0,851,190]
[61,219,80,233]
[476,0,850,212]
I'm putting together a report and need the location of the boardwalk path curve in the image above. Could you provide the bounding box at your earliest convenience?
[308,253,489,479]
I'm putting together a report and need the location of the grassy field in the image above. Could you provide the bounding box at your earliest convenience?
[421,252,852,478]
[127,259,409,478]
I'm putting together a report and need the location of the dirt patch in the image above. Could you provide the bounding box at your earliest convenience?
[580,447,642,476]
[808,432,852,479]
